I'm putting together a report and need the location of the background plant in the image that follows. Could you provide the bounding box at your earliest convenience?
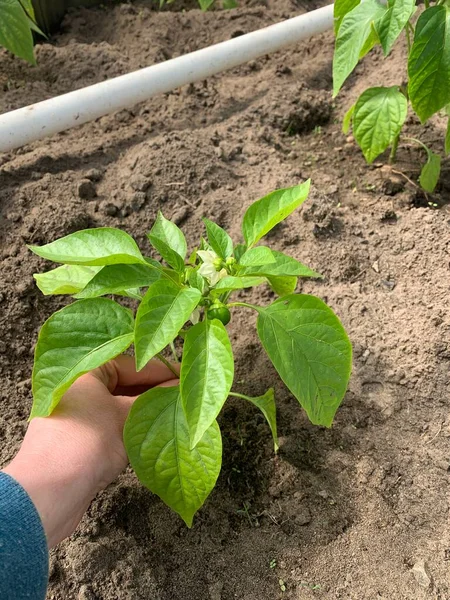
[0,0,43,63]
[159,0,237,10]
[333,0,450,193]
[29,182,352,525]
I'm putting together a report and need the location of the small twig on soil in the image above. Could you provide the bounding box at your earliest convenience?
[164,182,186,186]
[263,510,279,526]
[349,269,366,283]
[424,422,442,445]
[179,194,199,209]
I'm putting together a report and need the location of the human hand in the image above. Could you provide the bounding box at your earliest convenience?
[2,356,179,548]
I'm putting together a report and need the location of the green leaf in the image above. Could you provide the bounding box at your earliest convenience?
[359,25,379,60]
[33,265,101,295]
[75,263,162,299]
[147,236,185,272]
[180,320,234,448]
[187,268,207,293]
[222,0,237,7]
[135,280,201,370]
[203,218,233,260]
[242,181,311,247]
[342,103,355,134]
[267,275,298,297]
[408,6,450,122]
[29,228,146,266]
[20,0,35,18]
[333,0,387,96]
[124,386,222,526]
[419,148,441,193]
[334,0,361,34]
[375,0,415,56]
[233,244,247,262]
[239,246,276,266]
[149,212,187,259]
[0,0,35,64]
[212,275,265,294]
[353,86,408,163]
[245,389,279,452]
[120,288,143,300]
[163,268,182,285]
[198,0,215,9]
[257,294,352,428]
[31,299,134,418]
[241,250,321,278]
[445,119,450,155]
[20,0,45,36]
[148,212,187,272]
[24,13,44,36]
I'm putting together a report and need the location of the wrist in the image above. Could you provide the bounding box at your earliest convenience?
[3,419,102,548]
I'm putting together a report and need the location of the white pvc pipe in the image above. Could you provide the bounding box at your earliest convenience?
[0,4,334,153]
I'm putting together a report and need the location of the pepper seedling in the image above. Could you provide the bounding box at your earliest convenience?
[29,181,352,525]
[333,0,450,192]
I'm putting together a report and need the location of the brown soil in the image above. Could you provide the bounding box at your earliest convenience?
[1,1,450,599]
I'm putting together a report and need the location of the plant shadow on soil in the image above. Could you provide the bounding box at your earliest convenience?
[1,0,450,599]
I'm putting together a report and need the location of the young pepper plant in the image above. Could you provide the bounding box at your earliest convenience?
[334,0,450,193]
[29,182,352,526]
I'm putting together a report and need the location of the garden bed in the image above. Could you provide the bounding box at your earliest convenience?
[1,1,449,598]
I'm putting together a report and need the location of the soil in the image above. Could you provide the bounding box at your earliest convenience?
[1,1,450,599]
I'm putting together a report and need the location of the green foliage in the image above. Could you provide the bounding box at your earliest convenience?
[334,0,360,34]
[333,0,387,96]
[34,265,101,296]
[408,6,450,122]
[240,389,279,452]
[257,295,352,428]
[419,146,441,193]
[180,319,234,447]
[375,0,415,55]
[446,119,450,155]
[29,228,147,266]
[124,386,222,527]
[30,183,352,525]
[158,0,236,10]
[203,218,233,260]
[0,0,43,64]
[31,299,134,418]
[352,86,408,163]
[242,181,310,246]
[135,280,201,370]
[333,0,450,192]
[266,275,298,297]
[342,104,355,135]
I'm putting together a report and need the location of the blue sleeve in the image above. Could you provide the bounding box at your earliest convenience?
[0,472,48,600]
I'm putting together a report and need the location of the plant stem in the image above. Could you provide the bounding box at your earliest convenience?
[424,0,429,8]
[389,133,400,164]
[229,391,253,401]
[156,353,179,377]
[227,301,261,312]
[169,341,180,363]
[404,136,429,153]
